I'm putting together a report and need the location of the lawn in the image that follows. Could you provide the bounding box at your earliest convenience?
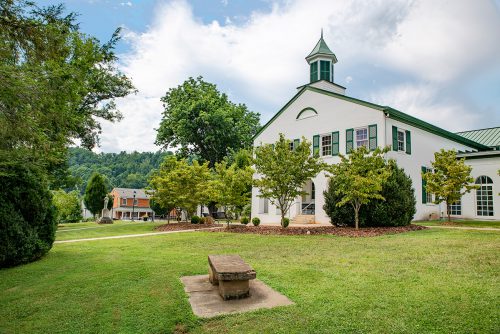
[415,220,500,229]
[0,227,499,333]
[56,220,166,241]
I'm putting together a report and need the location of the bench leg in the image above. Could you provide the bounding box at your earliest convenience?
[218,280,250,300]
[208,265,218,285]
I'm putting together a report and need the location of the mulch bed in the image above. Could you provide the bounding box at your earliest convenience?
[208,224,427,237]
[155,222,224,232]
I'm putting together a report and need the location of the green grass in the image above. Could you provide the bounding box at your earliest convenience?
[56,220,166,241]
[415,220,500,229]
[1,228,499,333]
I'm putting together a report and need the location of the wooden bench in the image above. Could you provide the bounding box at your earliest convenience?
[208,255,256,300]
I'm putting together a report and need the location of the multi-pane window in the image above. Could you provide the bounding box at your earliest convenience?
[397,130,405,151]
[320,60,330,81]
[122,198,127,205]
[321,134,332,156]
[310,62,318,82]
[476,176,494,216]
[355,128,368,148]
[426,192,433,204]
[449,199,462,216]
[133,198,138,205]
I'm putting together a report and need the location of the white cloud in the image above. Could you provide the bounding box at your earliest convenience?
[120,1,132,7]
[99,0,500,152]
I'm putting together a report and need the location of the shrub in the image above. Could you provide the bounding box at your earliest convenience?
[200,217,206,224]
[240,216,250,225]
[0,165,57,268]
[205,216,215,224]
[252,217,260,226]
[143,216,148,221]
[323,162,416,227]
[191,215,200,224]
[282,217,290,228]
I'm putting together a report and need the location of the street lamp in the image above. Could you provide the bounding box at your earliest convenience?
[132,190,136,221]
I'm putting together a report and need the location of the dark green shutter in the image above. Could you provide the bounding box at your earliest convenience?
[392,126,398,151]
[368,124,377,151]
[293,138,300,150]
[310,62,318,83]
[320,60,330,81]
[405,130,411,154]
[346,129,354,153]
[421,166,427,204]
[313,135,320,156]
[332,131,339,156]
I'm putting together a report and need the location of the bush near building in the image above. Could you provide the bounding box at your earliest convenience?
[324,161,416,227]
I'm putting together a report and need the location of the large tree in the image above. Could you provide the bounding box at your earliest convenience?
[0,1,134,266]
[253,134,326,227]
[422,149,478,222]
[329,146,391,229]
[155,76,260,167]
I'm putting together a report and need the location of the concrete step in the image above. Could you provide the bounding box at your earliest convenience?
[292,214,316,224]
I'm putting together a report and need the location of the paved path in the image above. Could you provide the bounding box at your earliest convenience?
[54,227,223,244]
[425,225,500,231]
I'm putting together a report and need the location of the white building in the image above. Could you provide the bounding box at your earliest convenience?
[251,34,499,224]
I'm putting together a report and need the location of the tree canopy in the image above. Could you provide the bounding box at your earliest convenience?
[83,173,108,218]
[155,76,260,167]
[253,134,326,227]
[0,0,135,179]
[422,149,478,222]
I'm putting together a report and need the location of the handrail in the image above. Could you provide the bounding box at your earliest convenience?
[301,202,315,215]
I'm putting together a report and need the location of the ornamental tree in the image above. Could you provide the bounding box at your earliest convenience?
[155,76,260,167]
[422,149,478,222]
[213,153,254,221]
[253,134,326,227]
[329,146,391,229]
[83,173,108,219]
[148,156,213,220]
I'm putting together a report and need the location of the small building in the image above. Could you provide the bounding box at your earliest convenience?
[110,188,154,220]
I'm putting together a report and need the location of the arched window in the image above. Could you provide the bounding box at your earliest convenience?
[475,176,494,216]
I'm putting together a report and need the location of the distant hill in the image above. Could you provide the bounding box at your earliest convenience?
[67,147,172,193]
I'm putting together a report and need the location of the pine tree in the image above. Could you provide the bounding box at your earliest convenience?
[83,173,108,219]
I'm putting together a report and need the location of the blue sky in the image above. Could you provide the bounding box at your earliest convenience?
[38,0,500,153]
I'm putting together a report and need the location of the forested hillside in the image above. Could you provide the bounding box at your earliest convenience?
[68,148,172,192]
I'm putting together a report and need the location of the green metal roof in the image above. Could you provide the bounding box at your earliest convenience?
[253,85,490,151]
[456,127,500,148]
[306,33,337,62]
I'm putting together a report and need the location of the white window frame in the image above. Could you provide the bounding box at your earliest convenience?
[355,127,368,149]
[397,129,405,152]
[476,176,494,216]
[321,134,332,156]
[449,199,462,216]
[133,198,138,205]
[121,198,127,205]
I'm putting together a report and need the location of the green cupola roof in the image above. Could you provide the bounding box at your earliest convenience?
[306,30,337,63]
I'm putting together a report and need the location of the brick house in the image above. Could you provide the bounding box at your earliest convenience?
[110,188,154,220]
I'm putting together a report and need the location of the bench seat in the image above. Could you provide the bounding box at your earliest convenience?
[208,255,256,300]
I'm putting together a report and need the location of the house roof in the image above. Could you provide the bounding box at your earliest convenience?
[456,150,500,160]
[456,127,500,148]
[306,33,338,62]
[112,188,150,199]
[253,85,490,151]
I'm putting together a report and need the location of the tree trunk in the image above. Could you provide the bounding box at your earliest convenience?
[354,207,359,230]
[447,202,451,222]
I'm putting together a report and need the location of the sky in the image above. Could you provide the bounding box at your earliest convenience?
[38,0,500,153]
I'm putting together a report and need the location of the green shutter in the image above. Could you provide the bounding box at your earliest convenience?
[332,131,339,156]
[310,62,318,83]
[368,124,377,151]
[313,135,320,156]
[293,138,300,150]
[392,126,398,151]
[405,130,411,154]
[421,166,427,204]
[346,129,354,153]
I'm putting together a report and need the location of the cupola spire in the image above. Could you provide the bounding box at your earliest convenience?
[306,31,337,84]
